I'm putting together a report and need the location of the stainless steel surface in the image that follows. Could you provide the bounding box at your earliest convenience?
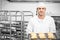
[7,0,60,3]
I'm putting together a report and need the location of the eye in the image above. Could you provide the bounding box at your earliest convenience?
[39,8,41,9]
[37,8,41,10]
[42,8,45,9]
[37,8,46,10]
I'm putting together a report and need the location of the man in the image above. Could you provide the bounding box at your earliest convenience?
[26,2,56,35]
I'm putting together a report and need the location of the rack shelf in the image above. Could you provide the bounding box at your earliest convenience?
[0,10,33,40]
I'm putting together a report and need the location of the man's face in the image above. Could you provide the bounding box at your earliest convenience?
[37,6,46,16]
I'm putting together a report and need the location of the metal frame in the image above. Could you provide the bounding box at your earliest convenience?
[0,10,22,40]
[22,11,33,40]
[0,10,33,40]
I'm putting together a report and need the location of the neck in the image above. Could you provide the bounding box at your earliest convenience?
[38,15,45,19]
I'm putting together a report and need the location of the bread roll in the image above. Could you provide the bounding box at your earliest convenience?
[30,32,37,39]
[48,32,55,39]
[38,32,46,38]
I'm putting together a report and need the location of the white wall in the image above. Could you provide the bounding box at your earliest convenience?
[2,0,60,16]
[0,0,2,10]
[46,3,60,16]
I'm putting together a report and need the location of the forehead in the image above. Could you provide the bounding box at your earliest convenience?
[37,6,46,8]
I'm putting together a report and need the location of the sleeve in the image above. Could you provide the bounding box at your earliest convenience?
[26,20,33,34]
[50,18,56,33]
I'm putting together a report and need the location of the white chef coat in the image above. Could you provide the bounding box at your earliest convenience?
[26,15,56,34]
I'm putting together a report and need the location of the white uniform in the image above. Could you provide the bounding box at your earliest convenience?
[26,15,56,34]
